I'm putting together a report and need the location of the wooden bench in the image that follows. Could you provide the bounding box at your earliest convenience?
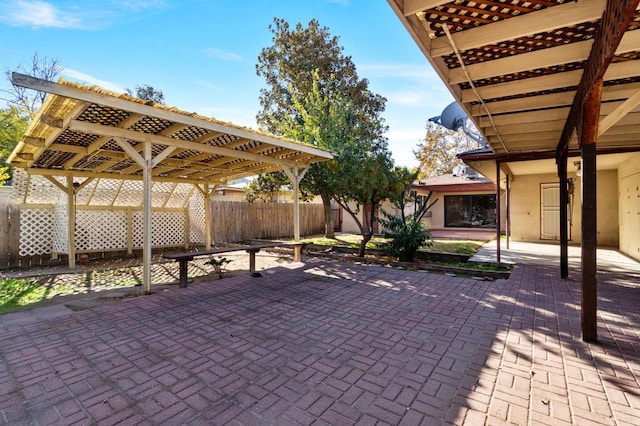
[163,242,306,288]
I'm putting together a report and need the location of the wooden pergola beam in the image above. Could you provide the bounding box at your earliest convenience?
[557,0,640,155]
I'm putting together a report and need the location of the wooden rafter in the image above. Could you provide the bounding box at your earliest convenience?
[557,0,640,154]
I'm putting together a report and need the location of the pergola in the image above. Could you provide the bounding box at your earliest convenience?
[388,0,640,341]
[8,73,333,293]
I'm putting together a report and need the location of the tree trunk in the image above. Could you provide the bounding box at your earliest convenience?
[321,193,335,239]
[358,232,372,257]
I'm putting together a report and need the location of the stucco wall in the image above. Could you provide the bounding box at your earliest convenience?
[509,170,618,246]
[619,152,640,261]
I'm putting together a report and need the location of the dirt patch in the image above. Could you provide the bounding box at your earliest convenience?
[1,250,298,314]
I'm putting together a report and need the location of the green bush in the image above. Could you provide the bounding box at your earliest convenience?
[379,213,432,262]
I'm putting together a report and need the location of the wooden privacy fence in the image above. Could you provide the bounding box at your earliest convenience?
[0,193,20,268]
[210,201,325,243]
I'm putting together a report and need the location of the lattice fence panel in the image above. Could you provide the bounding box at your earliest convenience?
[25,175,64,204]
[131,211,186,247]
[165,183,194,208]
[19,208,54,256]
[75,179,100,205]
[88,179,120,206]
[131,212,144,247]
[10,169,28,202]
[52,203,68,253]
[75,209,128,251]
[113,180,143,207]
[189,193,206,245]
[152,182,175,206]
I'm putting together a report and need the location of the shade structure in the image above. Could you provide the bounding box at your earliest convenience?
[8,73,333,293]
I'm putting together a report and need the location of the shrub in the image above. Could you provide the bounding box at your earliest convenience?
[204,257,232,279]
[379,212,432,262]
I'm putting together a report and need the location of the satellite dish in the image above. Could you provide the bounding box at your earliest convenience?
[433,102,467,131]
[429,102,488,147]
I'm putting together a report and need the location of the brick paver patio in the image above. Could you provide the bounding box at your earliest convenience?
[1,258,639,425]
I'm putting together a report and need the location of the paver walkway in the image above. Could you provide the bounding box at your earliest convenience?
[1,257,639,425]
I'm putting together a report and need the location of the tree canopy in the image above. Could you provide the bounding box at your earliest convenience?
[3,53,62,119]
[126,84,165,104]
[414,121,479,179]
[0,106,29,186]
[255,18,392,247]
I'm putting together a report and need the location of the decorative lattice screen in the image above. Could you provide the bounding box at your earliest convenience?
[13,170,205,257]
[19,208,54,256]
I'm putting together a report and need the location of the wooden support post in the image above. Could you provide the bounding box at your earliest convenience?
[559,151,569,279]
[283,167,309,243]
[204,185,213,250]
[142,141,153,294]
[179,258,191,288]
[506,173,510,250]
[66,176,76,268]
[580,81,602,343]
[126,208,133,255]
[495,161,501,263]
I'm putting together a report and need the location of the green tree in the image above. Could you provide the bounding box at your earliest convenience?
[2,53,62,185]
[0,106,29,186]
[256,18,389,242]
[126,84,165,104]
[414,121,477,179]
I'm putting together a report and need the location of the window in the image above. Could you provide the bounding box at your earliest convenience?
[444,195,496,228]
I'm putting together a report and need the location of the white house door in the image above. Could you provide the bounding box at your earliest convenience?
[541,183,570,240]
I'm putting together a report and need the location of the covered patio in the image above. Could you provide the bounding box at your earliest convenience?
[1,250,639,424]
[387,0,640,342]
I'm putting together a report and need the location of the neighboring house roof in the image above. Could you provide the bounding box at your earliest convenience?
[414,173,496,193]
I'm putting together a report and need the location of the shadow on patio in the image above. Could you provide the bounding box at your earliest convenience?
[0,254,638,425]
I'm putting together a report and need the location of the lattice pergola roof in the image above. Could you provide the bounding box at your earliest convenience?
[8,73,333,185]
[388,0,640,157]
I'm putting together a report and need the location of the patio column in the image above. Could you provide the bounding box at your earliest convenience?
[581,80,602,343]
[66,176,76,268]
[142,141,153,294]
[505,173,510,250]
[195,184,217,250]
[115,137,176,294]
[283,166,309,261]
[559,151,569,279]
[495,161,501,263]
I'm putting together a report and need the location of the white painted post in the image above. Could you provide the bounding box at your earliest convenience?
[143,141,153,294]
[283,167,308,243]
[204,185,214,250]
[66,176,76,268]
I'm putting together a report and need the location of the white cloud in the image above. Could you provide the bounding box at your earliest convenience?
[202,48,243,62]
[0,0,80,28]
[0,0,170,29]
[62,68,125,93]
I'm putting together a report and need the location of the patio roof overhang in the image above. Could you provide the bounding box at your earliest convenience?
[387,0,640,158]
[387,0,640,343]
[8,72,333,294]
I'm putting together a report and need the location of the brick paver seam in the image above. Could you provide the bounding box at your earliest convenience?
[3,318,100,425]
[546,269,580,426]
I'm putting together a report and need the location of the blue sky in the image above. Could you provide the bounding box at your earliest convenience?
[0,0,454,167]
